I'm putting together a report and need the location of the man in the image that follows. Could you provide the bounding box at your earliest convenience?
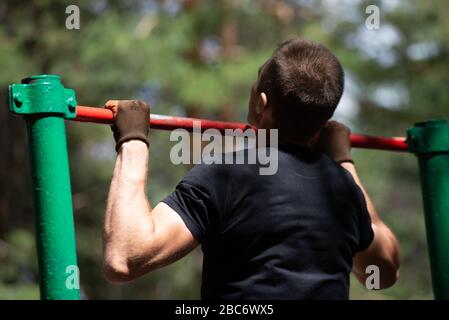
[102,38,400,299]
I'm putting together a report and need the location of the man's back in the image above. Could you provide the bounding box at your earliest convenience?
[102,40,399,297]
[163,145,373,299]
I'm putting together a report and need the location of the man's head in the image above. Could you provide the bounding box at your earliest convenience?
[248,38,344,145]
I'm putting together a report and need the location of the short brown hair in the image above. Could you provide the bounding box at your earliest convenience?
[257,39,344,140]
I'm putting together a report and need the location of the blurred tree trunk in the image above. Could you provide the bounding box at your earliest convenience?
[0,89,32,237]
[0,2,52,238]
[218,0,240,122]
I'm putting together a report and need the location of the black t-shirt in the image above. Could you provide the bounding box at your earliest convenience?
[162,145,374,300]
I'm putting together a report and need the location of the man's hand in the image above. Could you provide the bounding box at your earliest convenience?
[315,120,353,163]
[105,100,150,152]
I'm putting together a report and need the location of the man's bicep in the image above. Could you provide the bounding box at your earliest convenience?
[149,202,199,267]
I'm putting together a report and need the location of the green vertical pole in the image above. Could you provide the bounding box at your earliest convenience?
[408,119,449,299]
[8,75,80,300]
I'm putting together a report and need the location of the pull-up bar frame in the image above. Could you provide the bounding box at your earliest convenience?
[7,75,449,299]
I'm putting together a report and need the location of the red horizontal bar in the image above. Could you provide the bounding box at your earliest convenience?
[72,106,409,152]
[350,134,408,152]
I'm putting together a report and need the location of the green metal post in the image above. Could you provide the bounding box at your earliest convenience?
[8,75,80,300]
[408,119,449,299]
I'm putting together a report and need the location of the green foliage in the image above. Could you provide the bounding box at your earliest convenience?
[1,0,445,299]
[0,230,39,299]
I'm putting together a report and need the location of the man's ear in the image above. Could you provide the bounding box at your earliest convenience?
[256,92,268,114]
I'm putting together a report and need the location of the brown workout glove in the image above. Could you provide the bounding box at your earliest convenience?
[104,100,150,152]
[315,120,353,164]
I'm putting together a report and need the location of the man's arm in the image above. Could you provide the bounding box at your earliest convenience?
[102,101,198,283]
[342,162,400,289]
[315,121,400,289]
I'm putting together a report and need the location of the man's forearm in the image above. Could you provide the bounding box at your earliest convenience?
[341,162,379,223]
[341,162,400,288]
[101,100,198,283]
[103,140,153,277]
